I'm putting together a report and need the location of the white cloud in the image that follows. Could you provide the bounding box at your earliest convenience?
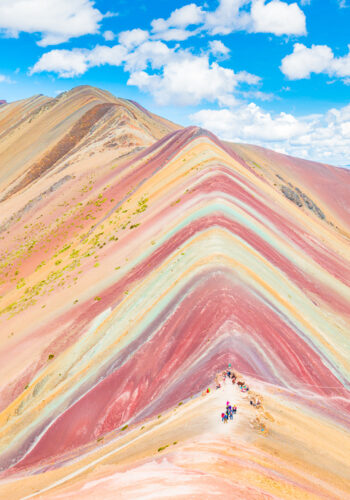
[123,41,173,72]
[241,90,275,101]
[0,0,103,46]
[281,44,333,79]
[191,102,350,165]
[127,55,235,106]
[30,49,89,77]
[118,29,149,49]
[250,0,306,36]
[153,28,196,42]
[163,3,204,28]
[204,0,251,35]
[30,41,173,78]
[30,45,127,77]
[0,0,307,50]
[128,54,260,106]
[209,40,230,57]
[27,0,309,81]
[203,0,306,36]
[151,4,204,41]
[192,104,308,141]
[330,48,350,78]
[235,70,261,85]
[31,30,261,107]
[103,30,115,41]
[151,3,204,32]
[150,0,306,41]
[281,43,350,82]
[87,45,127,67]
[0,74,13,83]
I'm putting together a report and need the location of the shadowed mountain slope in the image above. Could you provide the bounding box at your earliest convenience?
[0,88,349,499]
[0,85,179,200]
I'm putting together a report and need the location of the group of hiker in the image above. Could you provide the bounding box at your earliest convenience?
[216,364,249,392]
[214,363,266,432]
[202,362,266,430]
[221,401,237,423]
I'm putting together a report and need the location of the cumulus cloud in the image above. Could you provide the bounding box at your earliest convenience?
[192,104,308,141]
[128,54,258,106]
[28,0,309,82]
[30,45,127,77]
[123,41,173,72]
[30,41,173,77]
[118,29,149,49]
[235,71,261,85]
[151,3,204,41]
[204,0,250,35]
[204,0,306,36]
[87,45,127,67]
[0,0,103,46]
[31,38,260,109]
[152,3,204,31]
[241,90,275,101]
[250,0,306,36]
[281,43,350,82]
[0,74,13,83]
[29,0,309,108]
[150,0,306,41]
[191,102,350,165]
[30,49,89,78]
[0,0,307,50]
[103,30,115,41]
[153,28,196,42]
[209,40,230,57]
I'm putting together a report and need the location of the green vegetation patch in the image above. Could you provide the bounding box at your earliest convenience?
[157,445,169,452]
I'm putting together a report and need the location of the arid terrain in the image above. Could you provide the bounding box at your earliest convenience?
[0,86,349,499]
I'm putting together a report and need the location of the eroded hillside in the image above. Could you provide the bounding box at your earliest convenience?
[0,88,349,499]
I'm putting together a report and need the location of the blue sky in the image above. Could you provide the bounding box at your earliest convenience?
[0,0,349,165]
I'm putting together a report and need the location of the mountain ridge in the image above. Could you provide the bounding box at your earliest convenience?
[0,86,349,499]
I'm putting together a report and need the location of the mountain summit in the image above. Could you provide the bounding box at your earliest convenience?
[0,86,349,499]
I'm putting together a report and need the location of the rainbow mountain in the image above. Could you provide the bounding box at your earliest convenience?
[0,86,349,499]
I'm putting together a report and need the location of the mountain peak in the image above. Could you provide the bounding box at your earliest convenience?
[0,85,349,498]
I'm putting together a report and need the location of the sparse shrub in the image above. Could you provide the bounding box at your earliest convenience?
[157,445,169,452]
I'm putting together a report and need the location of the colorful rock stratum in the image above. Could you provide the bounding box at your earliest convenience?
[0,86,349,499]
